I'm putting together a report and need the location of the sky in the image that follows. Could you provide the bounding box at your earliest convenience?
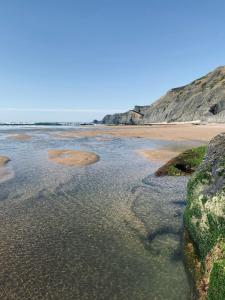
[0,0,225,122]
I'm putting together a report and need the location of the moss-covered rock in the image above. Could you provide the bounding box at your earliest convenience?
[155,146,207,176]
[184,133,225,299]
[208,259,225,300]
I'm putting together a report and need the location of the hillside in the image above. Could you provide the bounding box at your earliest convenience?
[102,66,225,124]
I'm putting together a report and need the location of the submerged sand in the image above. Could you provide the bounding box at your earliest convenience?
[48,149,99,166]
[8,134,32,141]
[54,124,225,142]
[0,156,14,183]
[0,156,10,166]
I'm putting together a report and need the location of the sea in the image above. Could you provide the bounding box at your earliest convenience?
[0,125,197,300]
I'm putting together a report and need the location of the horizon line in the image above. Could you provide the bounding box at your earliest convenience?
[0,108,124,113]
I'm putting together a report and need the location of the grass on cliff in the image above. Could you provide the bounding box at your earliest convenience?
[155,145,207,176]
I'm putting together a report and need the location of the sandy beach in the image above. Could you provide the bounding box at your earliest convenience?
[53,123,225,162]
[54,123,225,142]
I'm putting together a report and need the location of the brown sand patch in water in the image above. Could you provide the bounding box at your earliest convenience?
[8,134,32,141]
[48,149,99,166]
[137,149,180,162]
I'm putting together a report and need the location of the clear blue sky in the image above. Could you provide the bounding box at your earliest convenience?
[0,0,225,122]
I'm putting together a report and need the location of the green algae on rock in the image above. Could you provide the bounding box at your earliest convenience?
[207,259,225,300]
[155,146,207,176]
[184,133,225,299]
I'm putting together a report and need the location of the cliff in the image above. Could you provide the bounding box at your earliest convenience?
[184,133,225,299]
[102,66,225,124]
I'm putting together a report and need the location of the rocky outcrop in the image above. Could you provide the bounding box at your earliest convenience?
[102,66,225,124]
[184,133,225,299]
[102,109,145,125]
[155,146,206,176]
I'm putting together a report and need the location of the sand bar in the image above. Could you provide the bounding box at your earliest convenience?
[48,149,99,166]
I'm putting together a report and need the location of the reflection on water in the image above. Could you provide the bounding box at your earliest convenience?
[0,127,196,300]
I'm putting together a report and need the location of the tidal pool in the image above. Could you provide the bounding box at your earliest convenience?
[0,127,196,300]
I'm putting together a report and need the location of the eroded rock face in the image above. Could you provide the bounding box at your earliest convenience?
[103,66,225,124]
[184,133,225,299]
[102,110,145,125]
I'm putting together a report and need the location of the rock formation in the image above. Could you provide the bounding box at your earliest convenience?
[184,133,225,299]
[102,66,225,124]
[155,146,206,176]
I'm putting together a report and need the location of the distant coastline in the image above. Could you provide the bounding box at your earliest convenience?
[0,122,95,127]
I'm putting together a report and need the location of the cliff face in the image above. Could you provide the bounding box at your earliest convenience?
[102,66,225,124]
[184,133,225,299]
[102,107,148,125]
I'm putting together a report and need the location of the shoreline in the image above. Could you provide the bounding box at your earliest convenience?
[53,123,225,142]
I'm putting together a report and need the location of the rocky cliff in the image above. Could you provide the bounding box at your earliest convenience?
[102,66,225,124]
[184,133,225,299]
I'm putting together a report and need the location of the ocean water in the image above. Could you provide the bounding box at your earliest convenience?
[0,127,196,300]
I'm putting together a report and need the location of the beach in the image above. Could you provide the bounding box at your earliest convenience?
[53,123,225,142]
[0,123,223,299]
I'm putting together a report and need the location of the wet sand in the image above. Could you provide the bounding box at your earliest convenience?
[54,123,225,142]
[48,149,99,166]
[8,134,32,141]
[137,149,180,162]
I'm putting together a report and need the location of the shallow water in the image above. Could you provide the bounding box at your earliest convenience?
[0,127,197,300]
